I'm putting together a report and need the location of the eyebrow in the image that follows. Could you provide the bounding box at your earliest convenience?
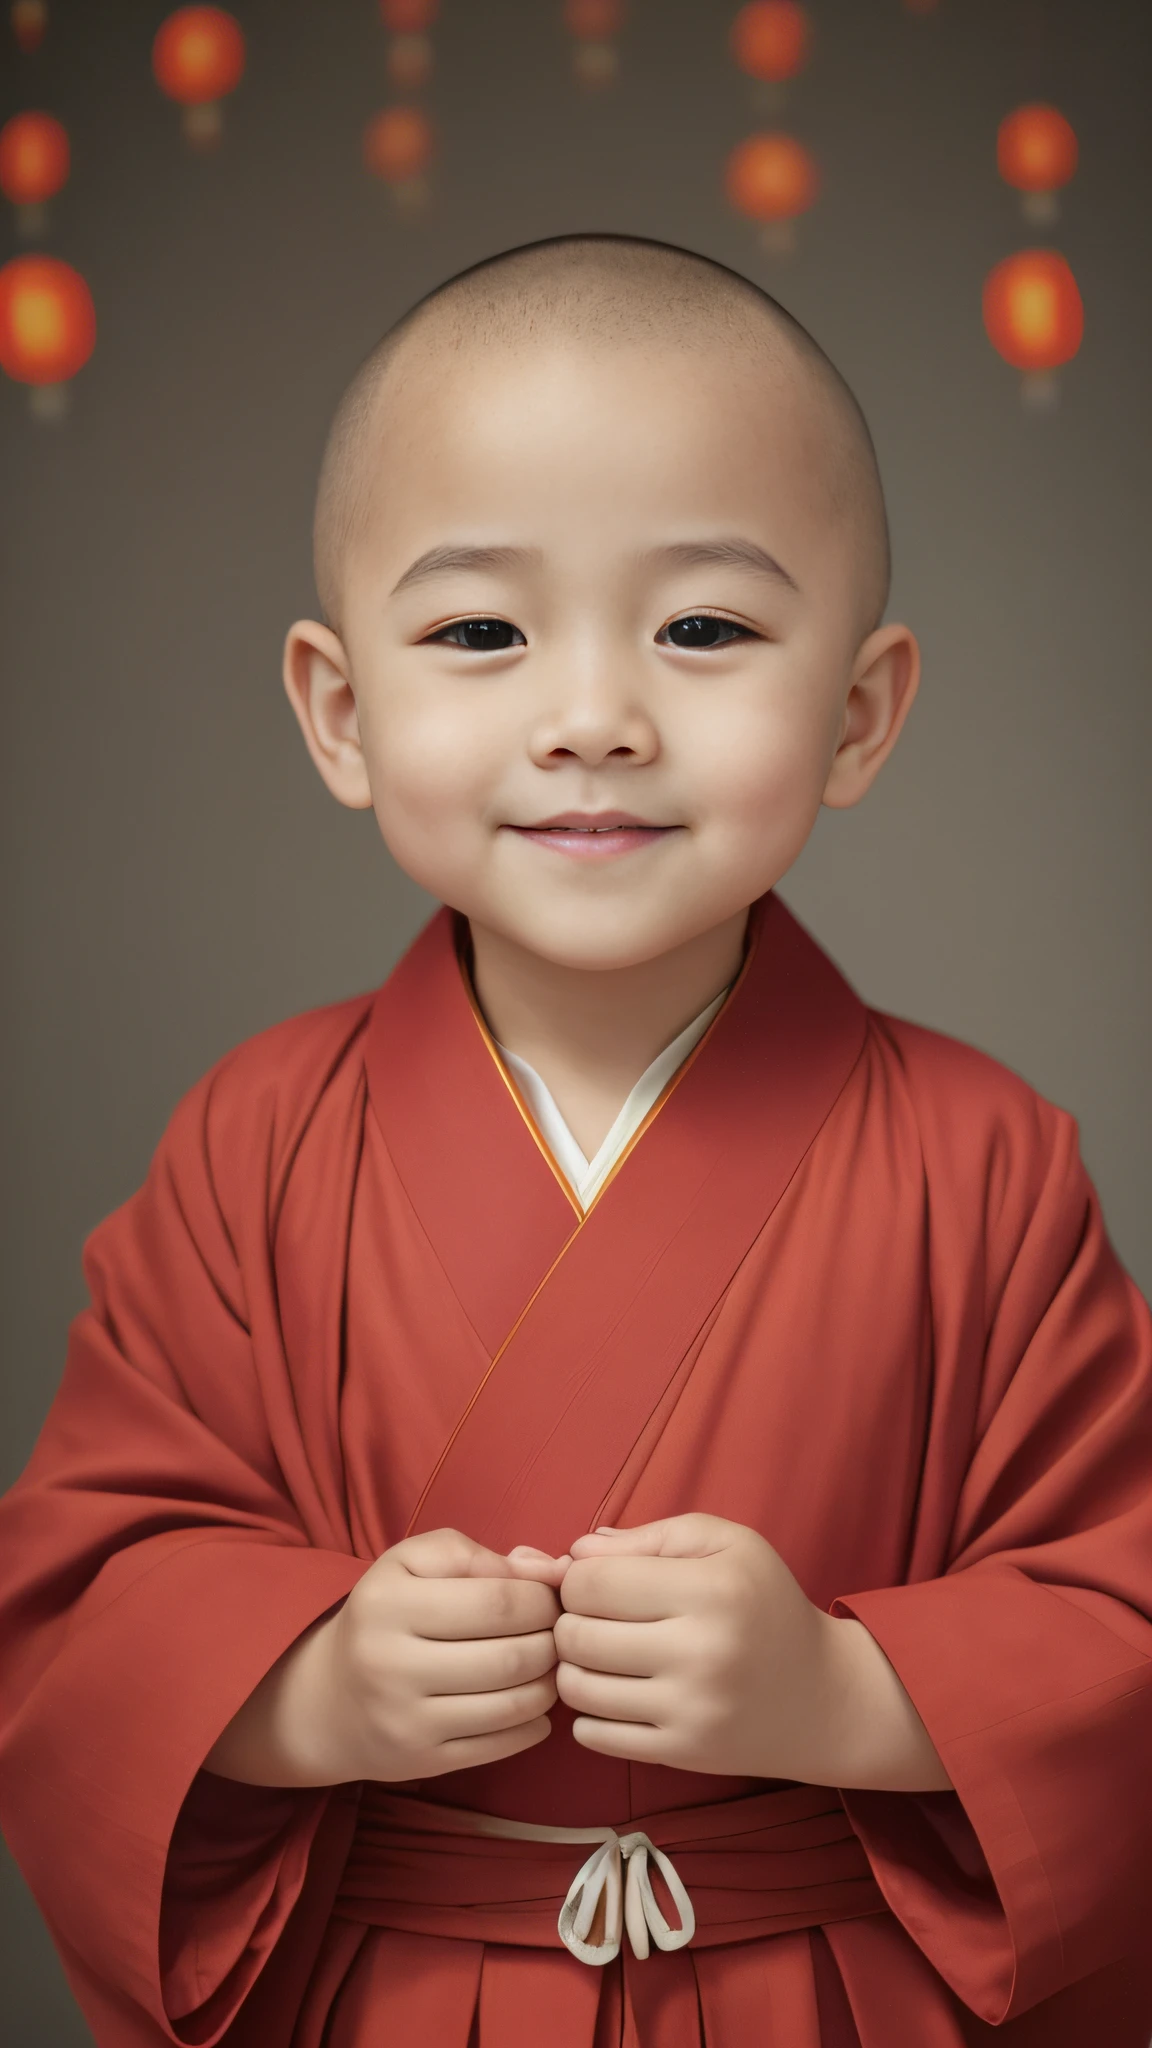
[390,543,542,596]
[644,538,800,593]
[388,535,800,599]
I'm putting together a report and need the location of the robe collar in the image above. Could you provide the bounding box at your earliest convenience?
[497,986,729,1213]
[364,894,868,1550]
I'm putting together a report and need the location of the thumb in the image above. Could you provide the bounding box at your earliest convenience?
[568,1513,737,1561]
[390,1527,518,1580]
[506,1545,571,1588]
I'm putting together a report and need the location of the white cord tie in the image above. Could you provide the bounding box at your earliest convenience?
[557,1828,696,1966]
[434,1804,696,1968]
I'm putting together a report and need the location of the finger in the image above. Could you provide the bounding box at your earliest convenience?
[431,1715,553,1773]
[569,1514,736,1562]
[561,1555,706,1622]
[417,1629,558,1696]
[391,1528,520,1581]
[506,1546,572,1588]
[553,1612,670,1677]
[428,1675,559,1742]
[571,1716,670,1762]
[405,1575,560,1641]
[556,1664,657,1724]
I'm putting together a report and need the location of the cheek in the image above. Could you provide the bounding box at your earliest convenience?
[358,689,494,858]
[689,684,837,846]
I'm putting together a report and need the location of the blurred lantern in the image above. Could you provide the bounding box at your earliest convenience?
[0,110,69,237]
[364,105,434,210]
[725,131,819,253]
[152,6,246,150]
[997,103,1078,225]
[564,0,625,90]
[380,0,436,89]
[379,0,437,25]
[11,0,47,52]
[730,3,810,111]
[0,252,95,420]
[982,249,1083,409]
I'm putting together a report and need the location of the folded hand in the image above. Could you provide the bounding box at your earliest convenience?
[548,1513,949,1790]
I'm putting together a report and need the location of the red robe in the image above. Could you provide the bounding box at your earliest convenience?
[2,894,1152,2048]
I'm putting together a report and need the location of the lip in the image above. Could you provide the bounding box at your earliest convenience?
[506,811,678,861]
[516,810,665,831]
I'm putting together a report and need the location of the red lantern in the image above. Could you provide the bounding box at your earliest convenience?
[152,7,246,149]
[997,104,1078,225]
[11,0,47,52]
[982,249,1083,408]
[730,3,811,84]
[725,132,820,252]
[0,252,95,419]
[0,110,69,236]
[379,0,437,26]
[565,0,625,88]
[363,106,434,208]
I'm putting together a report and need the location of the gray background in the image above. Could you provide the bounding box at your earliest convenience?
[1,0,1149,2037]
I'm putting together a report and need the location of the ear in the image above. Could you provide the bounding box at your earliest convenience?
[282,619,374,811]
[822,623,921,811]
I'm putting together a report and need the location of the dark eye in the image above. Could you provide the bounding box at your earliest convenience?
[433,618,526,652]
[660,615,754,649]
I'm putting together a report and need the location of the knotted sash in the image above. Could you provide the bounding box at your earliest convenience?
[325,1788,967,2048]
[336,1783,885,1950]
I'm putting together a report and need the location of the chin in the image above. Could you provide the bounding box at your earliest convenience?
[491,900,716,974]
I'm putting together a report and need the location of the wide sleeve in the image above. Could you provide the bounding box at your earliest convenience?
[834,1073,1152,2025]
[0,1033,372,2048]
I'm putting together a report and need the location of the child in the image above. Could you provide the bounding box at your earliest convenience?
[2,236,1150,2048]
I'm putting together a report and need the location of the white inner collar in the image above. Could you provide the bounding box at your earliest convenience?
[498,990,727,1212]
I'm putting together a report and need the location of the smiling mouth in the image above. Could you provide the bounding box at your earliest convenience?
[506,813,678,859]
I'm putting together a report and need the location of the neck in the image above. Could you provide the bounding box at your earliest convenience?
[468,909,749,1160]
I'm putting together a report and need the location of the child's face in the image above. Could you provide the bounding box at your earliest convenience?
[288,338,918,972]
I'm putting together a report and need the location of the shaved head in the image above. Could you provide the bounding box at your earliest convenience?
[313,234,891,638]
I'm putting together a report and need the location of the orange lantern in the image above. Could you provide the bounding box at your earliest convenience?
[11,0,48,52]
[0,252,95,420]
[363,106,434,208]
[0,110,69,237]
[982,249,1083,408]
[152,7,246,149]
[730,3,811,86]
[565,0,625,89]
[725,131,820,253]
[997,103,1078,225]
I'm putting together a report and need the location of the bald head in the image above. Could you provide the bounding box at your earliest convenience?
[313,234,890,637]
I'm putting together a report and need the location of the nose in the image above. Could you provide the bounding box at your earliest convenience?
[527,642,660,771]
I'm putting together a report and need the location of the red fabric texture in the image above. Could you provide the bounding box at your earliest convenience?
[1,893,1151,2046]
